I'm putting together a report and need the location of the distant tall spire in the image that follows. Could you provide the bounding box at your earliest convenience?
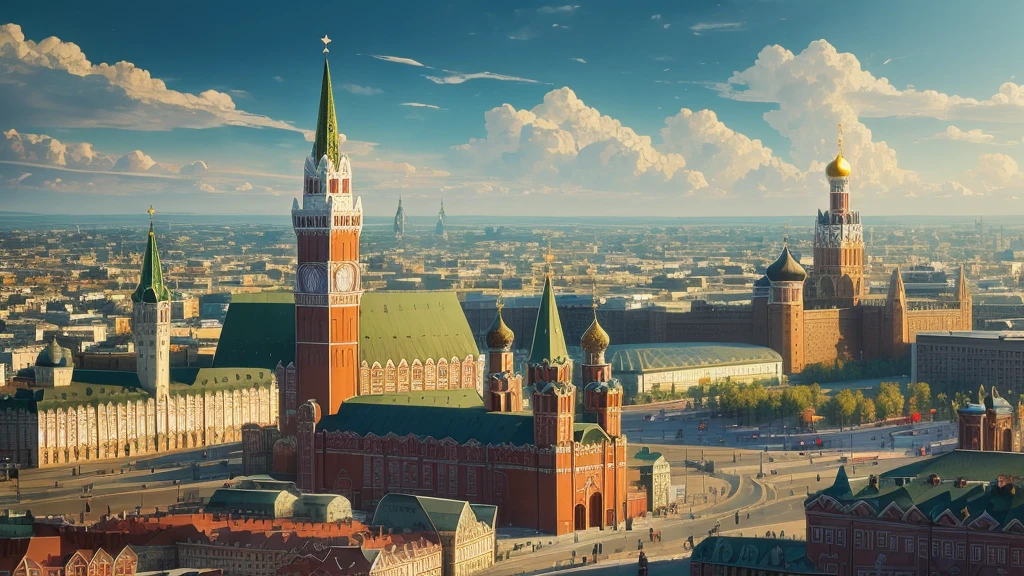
[312,51,340,168]
[957,263,971,302]
[394,195,406,239]
[435,198,447,239]
[887,267,906,307]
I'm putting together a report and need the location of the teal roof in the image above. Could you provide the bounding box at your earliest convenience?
[374,494,469,534]
[528,275,569,366]
[691,537,817,574]
[131,223,171,303]
[213,291,479,370]
[317,389,536,446]
[607,342,782,374]
[312,59,340,168]
[574,423,610,444]
[206,488,285,514]
[632,447,664,462]
[2,367,275,412]
[814,450,1024,526]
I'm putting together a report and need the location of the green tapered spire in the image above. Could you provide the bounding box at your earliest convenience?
[528,274,569,365]
[312,59,340,168]
[131,218,170,304]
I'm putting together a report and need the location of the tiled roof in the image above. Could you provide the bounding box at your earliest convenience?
[317,390,536,446]
[607,342,782,374]
[213,292,479,370]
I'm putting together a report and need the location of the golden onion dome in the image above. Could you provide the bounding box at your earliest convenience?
[581,313,610,354]
[486,307,515,350]
[825,152,851,178]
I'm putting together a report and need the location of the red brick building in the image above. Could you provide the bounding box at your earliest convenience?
[805,451,1024,575]
[297,272,633,535]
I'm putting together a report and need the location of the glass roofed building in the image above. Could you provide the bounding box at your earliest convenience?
[603,342,783,400]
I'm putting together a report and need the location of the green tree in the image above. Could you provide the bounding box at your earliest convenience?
[857,397,876,424]
[935,392,949,421]
[834,389,858,431]
[809,383,825,409]
[875,382,905,420]
[909,382,931,414]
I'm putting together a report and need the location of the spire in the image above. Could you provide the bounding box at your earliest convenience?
[312,56,340,168]
[132,207,170,303]
[957,263,971,302]
[887,267,906,307]
[487,281,515,351]
[394,195,406,237]
[528,273,569,366]
[837,122,844,157]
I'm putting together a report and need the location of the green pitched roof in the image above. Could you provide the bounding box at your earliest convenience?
[528,275,569,366]
[4,367,275,412]
[317,389,536,446]
[131,223,170,303]
[206,488,287,514]
[812,450,1024,526]
[213,292,480,370]
[607,342,782,374]
[765,245,807,283]
[312,59,340,168]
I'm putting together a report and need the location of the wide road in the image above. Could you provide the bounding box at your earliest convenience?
[485,493,805,576]
[0,444,241,521]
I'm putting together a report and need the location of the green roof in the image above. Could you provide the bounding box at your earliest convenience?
[765,245,807,283]
[528,275,569,366]
[213,292,480,370]
[691,537,818,574]
[374,494,463,533]
[632,447,664,462]
[317,390,536,446]
[607,342,782,374]
[206,488,286,513]
[574,423,610,444]
[3,367,275,412]
[814,450,1024,526]
[312,59,340,168]
[131,223,170,303]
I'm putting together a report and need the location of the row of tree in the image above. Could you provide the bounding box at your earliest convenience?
[799,357,911,385]
[686,378,968,429]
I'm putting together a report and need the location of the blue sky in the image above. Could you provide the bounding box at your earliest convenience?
[3,0,1024,217]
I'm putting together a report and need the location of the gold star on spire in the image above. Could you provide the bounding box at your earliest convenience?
[321,35,331,55]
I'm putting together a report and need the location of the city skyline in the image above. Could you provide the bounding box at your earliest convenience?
[4,1,1024,216]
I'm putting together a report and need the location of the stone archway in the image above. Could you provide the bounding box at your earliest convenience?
[589,492,603,529]
[818,277,835,300]
[574,504,587,531]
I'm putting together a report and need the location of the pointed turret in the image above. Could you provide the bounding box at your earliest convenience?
[822,466,853,498]
[312,59,340,168]
[957,263,971,302]
[132,215,170,303]
[528,274,569,366]
[886,267,906,307]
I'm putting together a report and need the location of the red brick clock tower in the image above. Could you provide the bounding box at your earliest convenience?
[291,43,362,420]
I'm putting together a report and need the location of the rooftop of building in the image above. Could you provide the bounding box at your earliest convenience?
[372,493,496,534]
[213,291,480,370]
[606,342,782,374]
[316,388,610,447]
[916,330,1024,341]
[629,446,666,467]
[3,366,275,411]
[690,536,818,574]
[813,450,1024,527]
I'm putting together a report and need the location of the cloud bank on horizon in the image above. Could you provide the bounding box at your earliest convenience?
[2,6,1024,215]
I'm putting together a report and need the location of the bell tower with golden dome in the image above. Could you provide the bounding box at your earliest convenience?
[809,124,865,307]
[581,285,621,438]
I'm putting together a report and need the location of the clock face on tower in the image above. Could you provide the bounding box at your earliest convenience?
[334,264,355,292]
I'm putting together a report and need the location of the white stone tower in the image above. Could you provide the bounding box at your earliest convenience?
[132,206,171,402]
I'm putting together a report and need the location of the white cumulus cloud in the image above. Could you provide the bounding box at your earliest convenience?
[235,182,253,191]
[0,23,307,137]
[933,126,996,144]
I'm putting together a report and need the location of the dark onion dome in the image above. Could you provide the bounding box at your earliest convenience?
[765,246,807,283]
[36,338,71,367]
[754,275,771,287]
[581,313,610,354]
[486,306,515,350]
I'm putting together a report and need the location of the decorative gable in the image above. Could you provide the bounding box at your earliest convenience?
[902,506,929,525]
[968,511,1000,531]
[878,501,904,521]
